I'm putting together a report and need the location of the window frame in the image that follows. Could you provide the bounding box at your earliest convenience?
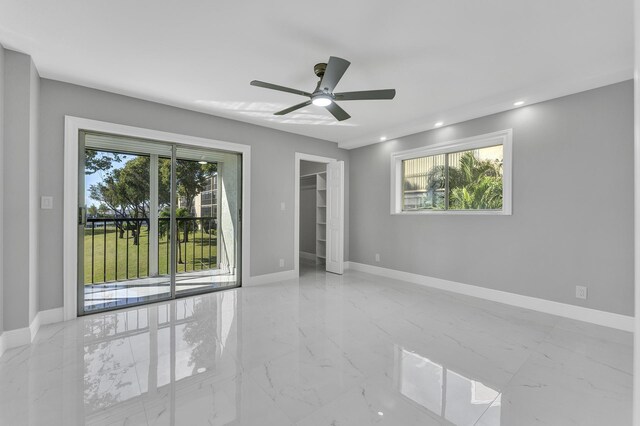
[390,129,512,215]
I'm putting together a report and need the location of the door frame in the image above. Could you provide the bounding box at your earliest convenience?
[63,116,251,320]
[633,0,639,422]
[293,152,343,277]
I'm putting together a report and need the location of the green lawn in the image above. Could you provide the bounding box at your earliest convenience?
[84,225,217,284]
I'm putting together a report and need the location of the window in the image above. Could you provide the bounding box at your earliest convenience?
[201,206,212,217]
[201,190,213,206]
[391,129,512,215]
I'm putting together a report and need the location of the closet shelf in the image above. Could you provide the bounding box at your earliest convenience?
[300,169,327,266]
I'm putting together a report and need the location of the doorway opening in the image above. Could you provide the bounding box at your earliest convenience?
[78,131,242,315]
[299,160,327,268]
[294,153,344,276]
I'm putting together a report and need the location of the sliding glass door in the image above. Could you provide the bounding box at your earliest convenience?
[78,132,241,315]
[172,147,242,297]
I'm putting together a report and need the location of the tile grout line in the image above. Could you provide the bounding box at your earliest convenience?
[471,317,563,426]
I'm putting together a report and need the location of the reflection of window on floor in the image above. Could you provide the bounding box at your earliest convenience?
[398,349,501,425]
[82,293,238,423]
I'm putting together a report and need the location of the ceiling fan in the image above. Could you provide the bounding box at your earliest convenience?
[250,56,396,121]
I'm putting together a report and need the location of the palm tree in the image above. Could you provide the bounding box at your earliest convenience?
[426,151,503,210]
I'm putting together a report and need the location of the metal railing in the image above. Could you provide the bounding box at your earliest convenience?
[85,217,217,285]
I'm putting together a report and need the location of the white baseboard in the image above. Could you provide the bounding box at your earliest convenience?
[300,251,317,261]
[0,327,30,356]
[0,307,65,358]
[246,269,298,286]
[346,262,634,332]
[37,307,65,325]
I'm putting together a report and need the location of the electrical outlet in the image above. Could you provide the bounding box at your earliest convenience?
[375,253,380,262]
[279,258,285,268]
[280,202,286,211]
[575,285,588,300]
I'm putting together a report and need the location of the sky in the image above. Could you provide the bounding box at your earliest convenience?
[84,153,134,208]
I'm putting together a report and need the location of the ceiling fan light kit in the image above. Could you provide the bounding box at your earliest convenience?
[311,96,332,107]
[250,56,396,121]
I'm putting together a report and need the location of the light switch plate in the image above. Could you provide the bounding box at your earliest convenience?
[41,196,53,210]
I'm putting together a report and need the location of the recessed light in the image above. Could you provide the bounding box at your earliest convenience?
[513,101,525,106]
[378,412,384,416]
[434,122,444,128]
[380,136,387,142]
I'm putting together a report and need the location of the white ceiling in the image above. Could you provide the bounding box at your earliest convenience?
[0,0,633,149]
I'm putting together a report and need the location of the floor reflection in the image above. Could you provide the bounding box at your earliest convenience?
[398,348,501,425]
[0,266,632,425]
[81,291,241,424]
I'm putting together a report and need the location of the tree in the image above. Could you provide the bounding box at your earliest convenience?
[98,204,110,217]
[87,204,98,218]
[175,207,190,265]
[85,149,121,175]
[159,207,190,264]
[426,151,503,210]
[448,152,502,210]
[90,169,127,236]
[90,156,217,246]
[159,160,216,242]
[90,156,151,244]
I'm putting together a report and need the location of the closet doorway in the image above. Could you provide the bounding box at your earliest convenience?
[294,153,345,275]
[300,161,327,267]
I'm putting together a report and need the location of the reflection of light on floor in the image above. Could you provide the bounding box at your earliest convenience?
[399,349,501,425]
[472,379,499,404]
[84,269,237,310]
[219,291,235,350]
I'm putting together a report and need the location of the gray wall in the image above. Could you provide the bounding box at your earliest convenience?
[0,45,4,334]
[349,81,634,316]
[38,79,349,312]
[3,50,40,330]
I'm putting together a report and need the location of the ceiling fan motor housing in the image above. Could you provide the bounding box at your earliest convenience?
[314,63,327,78]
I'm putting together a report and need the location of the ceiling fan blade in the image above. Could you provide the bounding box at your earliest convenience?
[325,102,351,121]
[334,89,396,101]
[274,100,312,116]
[319,56,350,92]
[250,80,312,98]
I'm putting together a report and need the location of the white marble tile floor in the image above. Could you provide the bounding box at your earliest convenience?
[0,263,633,425]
